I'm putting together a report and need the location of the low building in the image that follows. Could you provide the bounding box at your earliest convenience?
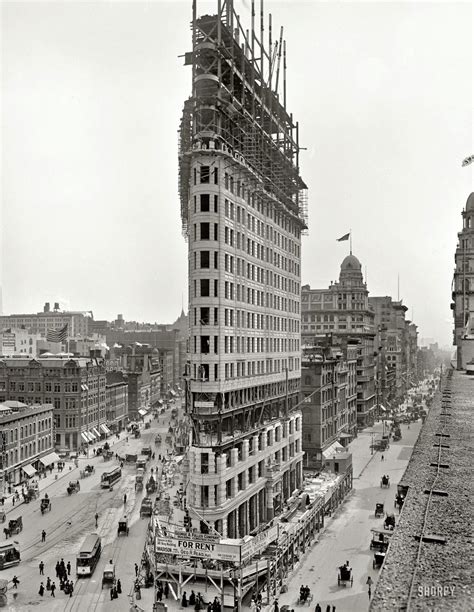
[0,401,55,488]
[0,302,92,338]
[0,355,109,453]
[106,371,128,432]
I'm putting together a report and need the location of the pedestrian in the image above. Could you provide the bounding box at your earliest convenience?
[69,581,74,597]
[164,581,169,598]
[326,606,330,612]
[51,582,56,597]
[1,497,4,506]
[135,563,139,576]
[124,494,127,505]
[332,607,336,612]
[314,604,321,612]
[117,578,122,594]
[274,600,279,612]
[39,582,45,596]
[12,575,19,589]
[67,561,71,575]
[110,586,114,600]
[381,454,384,461]
[41,529,46,542]
[95,512,99,527]
[39,560,44,575]
[46,577,51,591]
[367,576,373,599]
[182,591,188,607]
[190,590,196,605]
[12,496,15,506]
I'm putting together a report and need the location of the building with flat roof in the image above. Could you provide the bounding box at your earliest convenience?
[0,302,92,338]
[0,356,108,452]
[178,0,307,537]
[0,401,55,489]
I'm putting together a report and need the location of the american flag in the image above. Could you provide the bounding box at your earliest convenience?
[46,323,68,343]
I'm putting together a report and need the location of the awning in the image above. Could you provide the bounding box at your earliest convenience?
[169,390,177,397]
[39,451,61,466]
[100,424,110,434]
[22,464,36,477]
[157,400,164,405]
[379,405,387,412]
[87,431,96,441]
[339,432,352,439]
[92,428,101,438]
[81,432,89,443]
[322,441,344,460]
[138,409,147,416]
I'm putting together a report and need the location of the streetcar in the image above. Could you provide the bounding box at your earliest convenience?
[100,467,122,489]
[76,534,102,576]
[0,542,20,570]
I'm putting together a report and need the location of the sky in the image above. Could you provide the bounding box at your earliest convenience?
[1,0,473,347]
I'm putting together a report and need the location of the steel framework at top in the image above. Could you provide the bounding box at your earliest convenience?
[179,0,308,238]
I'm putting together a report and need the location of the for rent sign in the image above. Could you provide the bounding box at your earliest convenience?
[155,536,240,563]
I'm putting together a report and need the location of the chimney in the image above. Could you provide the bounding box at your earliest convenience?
[44,302,50,313]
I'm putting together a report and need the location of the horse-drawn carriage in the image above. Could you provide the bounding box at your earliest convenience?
[297,586,313,605]
[4,517,23,538]
[384,513,396,530]
[154,434,162,445]
[101,562,115,589]
[370,529,392,551]
[80,465,95,478]
[117,517,129,536]
[24,484,40,503]
[146,476,157,494]
[337,564,353,587]
[380,475,390,488]
[67,480,80,495]
[375,503,384,518]
[103,450,114,461]
[135,474,144,492]
[140,497,153,518]
[373,550,386,570]
[40,497,51,514]
[394,493,406,513]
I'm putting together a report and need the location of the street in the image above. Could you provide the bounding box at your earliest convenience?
[1,402,182,611]
[276,419,422,612]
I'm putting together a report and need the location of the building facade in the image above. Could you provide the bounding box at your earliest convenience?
[105,371,128,432]
[0,356,108,452]
[451,192,474,369]
[0,402,55,488]
[178,1,307,537]
[302,255,376,429]
[301,339,357,471]
[0,302,91,338]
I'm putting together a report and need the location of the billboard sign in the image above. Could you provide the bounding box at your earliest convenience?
[155,536,240,563]
[241,525,279,563]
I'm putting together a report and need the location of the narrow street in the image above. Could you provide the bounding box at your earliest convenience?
[276,420,422,612]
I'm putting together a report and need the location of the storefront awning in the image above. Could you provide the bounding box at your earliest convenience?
[169,389,177,397]
[379,405,387,412]
[100,424,111,434]
[39,451,61,466]
[92,428,101,438]
[322,441,344,460]
[22,464,36,477]
[157,400,164,405]
[339,432,352,439]
[138,409,147,416]
[87,431,96,441]
[81,432,89,443]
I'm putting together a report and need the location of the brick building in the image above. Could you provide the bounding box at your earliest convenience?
[0,401,55,488]
[105,371,128,432]
[0,356,108,453]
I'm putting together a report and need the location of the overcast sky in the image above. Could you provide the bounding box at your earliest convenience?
[1,0,473,346]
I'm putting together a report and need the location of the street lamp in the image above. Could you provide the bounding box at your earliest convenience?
[370,431,375,455]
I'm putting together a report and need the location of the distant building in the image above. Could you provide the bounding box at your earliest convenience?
[301,338,357,471]
[451,192,474,369]
[302,254,376,428]
[0,401,55,487]
[0,356,109,452]
[0,328,48,357]
[0,302,92,338]
[105,371,128,432]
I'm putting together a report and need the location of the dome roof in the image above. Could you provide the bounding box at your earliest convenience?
[466,192,474,212]
[340,254,362,271]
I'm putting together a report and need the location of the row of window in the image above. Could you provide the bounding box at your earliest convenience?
[194,307,300,334]
[193,278,300,314]
[192,358,300,381]
[3,380,105,393]
[2,436,52,468]
[193,165,302,240]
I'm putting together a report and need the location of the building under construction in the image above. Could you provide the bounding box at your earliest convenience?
[179,0,308,540]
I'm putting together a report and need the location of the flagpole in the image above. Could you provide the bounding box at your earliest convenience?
[350,229,352,255]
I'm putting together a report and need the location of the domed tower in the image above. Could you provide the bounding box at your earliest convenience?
[452,192,474,369]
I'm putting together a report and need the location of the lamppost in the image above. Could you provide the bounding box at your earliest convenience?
[370,431,375,455]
